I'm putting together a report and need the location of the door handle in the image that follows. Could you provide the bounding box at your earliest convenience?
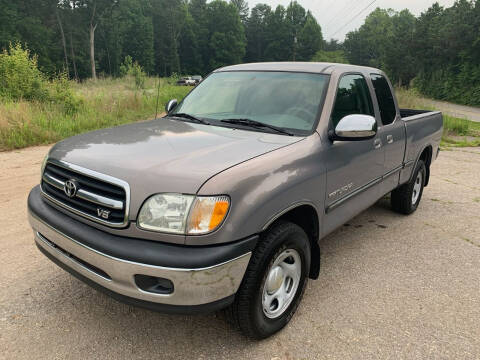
[387,135,394,144]
[374,139,382,149]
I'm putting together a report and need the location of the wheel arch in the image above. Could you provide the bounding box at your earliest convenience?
[262,203,321,280]
[414,145,433,187]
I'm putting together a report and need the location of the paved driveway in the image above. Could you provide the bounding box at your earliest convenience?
[1,146,479,359]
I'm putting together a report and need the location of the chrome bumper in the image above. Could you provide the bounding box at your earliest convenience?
[29,212,251,306]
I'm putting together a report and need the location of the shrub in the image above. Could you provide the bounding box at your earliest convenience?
[0,43,49,101]
[50,73,83,115]
[168,72,180,85]
[0,43,82,114]
[119,56,146,89]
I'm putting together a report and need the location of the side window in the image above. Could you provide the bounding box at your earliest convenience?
[371,74,396,125]
[331,74,374,127]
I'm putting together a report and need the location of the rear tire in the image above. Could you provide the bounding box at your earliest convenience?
[391,159,426,214]
[228,221,311,339]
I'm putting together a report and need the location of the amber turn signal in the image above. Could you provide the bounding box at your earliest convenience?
[186,196,230,234]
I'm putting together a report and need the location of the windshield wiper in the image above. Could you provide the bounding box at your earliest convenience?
[170,113,210,125]
[220,118,294,136]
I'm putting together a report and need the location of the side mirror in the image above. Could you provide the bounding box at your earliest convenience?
[165,99,178,114]
[329,114,377,141]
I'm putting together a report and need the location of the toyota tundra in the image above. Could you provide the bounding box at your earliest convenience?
[28,62,443,339]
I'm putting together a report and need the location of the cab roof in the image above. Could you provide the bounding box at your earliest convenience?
[215,62,381,75]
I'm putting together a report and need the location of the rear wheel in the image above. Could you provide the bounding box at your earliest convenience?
[228,221,311,339]
[391,159,426,214]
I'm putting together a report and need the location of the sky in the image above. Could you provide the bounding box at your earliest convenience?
[252,0,457,41]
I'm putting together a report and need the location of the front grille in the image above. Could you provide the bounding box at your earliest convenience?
[41,160,129,227]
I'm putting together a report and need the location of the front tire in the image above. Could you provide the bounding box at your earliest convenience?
[228,221,311,339]
[391,159,426,214]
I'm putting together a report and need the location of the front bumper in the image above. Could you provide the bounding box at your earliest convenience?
[28,186,256,313]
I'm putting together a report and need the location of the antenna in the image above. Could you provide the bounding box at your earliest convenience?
[155,76,161,119]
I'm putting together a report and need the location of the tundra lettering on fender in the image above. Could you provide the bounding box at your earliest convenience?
[28,62,443,339]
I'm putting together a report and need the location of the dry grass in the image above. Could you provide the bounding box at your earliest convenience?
[395,88,435,111]
[0,77,190,151]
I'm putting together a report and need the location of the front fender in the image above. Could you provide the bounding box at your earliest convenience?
[185,135,326,246]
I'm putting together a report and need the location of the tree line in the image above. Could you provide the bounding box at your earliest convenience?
[343,0,480,106]
[1,0,479,106]
[0,0,323,80]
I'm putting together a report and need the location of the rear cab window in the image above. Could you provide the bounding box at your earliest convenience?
[370,74,397,125]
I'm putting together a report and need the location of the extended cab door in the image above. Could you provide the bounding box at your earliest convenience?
[370,74,406,194]
[323,73,385,234]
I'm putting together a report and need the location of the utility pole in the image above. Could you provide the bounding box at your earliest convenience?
[293,35,298,61]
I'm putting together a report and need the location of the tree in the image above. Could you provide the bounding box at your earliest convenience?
[0,1,19,49]
[80,0,118,80]
[55,6,69,75]
[230,0,249,22]
[179,11,202,74]
[312,50,348,64]
[3,0,479,106]
[153,0,188,76]
[286,1,307,60]
[384,9,416,86]
[297,13,323,61]
[206,0,246,70]
[245,4,272,62]
[324,39,343,52]
[120,0,154,73]
[264,5,290,61]
[188,0,208,73]
[344,8,393,69]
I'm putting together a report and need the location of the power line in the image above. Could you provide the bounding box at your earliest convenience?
[325,0,369,29]
[329,0,377,39]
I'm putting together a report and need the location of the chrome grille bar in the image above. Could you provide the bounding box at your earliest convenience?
[43,172,64,190]
[43,173,124,210]
[41,159,130,228]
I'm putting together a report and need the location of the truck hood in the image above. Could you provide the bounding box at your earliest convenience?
[49,118,302,217]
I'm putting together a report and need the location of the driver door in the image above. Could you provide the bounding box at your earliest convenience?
[323,73,385,234]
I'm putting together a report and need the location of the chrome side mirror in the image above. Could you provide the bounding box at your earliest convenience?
[329,114,377,141]
[165,99,178,114]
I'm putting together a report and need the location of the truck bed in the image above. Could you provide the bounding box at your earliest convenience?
[398,108,443,185]
[400,108,431,118]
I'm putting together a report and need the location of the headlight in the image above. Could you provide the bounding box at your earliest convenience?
[137,194,195,233]
[137,194,230,235]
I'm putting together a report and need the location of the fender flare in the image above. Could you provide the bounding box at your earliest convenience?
[261,201,321,280]
[409,144,433,186]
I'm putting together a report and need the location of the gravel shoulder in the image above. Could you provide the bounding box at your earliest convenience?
[418,97,480,123]
[1,146,479,359]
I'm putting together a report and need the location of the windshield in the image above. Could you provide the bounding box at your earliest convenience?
[172,71,329,135]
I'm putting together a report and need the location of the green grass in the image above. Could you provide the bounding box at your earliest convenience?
[0,76,190,151]
[396,87,480,148]
[2,81,479,151]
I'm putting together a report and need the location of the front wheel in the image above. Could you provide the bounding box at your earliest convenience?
[391,159,426,214]
[228,221,311,339]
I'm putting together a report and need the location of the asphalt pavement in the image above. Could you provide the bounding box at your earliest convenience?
[1,145,479,359]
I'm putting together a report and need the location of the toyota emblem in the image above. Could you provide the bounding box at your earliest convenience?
[64,179,79,198]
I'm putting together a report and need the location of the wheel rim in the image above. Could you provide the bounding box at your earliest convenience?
[412,171,423,205]
[262,249,301,319]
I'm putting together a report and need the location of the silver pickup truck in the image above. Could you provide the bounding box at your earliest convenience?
[28,62,443,339]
